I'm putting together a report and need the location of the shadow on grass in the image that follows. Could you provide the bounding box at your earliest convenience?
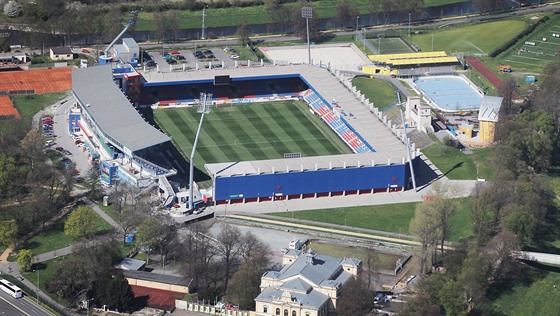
[443,161,464,178]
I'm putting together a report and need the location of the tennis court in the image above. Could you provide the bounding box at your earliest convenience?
[0,67,72,94]
[131,285,184,311]
[0,96,20,119]
[413,76,483,112]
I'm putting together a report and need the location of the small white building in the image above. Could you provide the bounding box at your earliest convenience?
[50,47,74,61]
[112,38,139,64]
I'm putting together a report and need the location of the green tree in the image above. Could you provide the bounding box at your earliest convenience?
[0,153,15,196]
[85,162,103,200]
[64,206,97,239]
[410,201,440,273]
[459,247,489,311]
[438,279,467,316]
[0,220,18,247]
[17,249,33,272]
[92,272,134,312]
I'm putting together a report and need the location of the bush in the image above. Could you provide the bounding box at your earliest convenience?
[3,0,21,18]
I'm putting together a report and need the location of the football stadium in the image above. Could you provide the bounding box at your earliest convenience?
[71,40,419,208]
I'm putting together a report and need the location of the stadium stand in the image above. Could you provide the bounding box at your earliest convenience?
[301,89,372,153]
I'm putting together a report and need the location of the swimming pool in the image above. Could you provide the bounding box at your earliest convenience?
[413,76,483,112]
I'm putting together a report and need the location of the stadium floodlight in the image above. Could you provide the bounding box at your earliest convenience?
[301,6,312,64]
[189,92,212,210]
[396,92,417,192]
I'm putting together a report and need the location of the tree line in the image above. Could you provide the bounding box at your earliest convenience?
[402,57,560,315]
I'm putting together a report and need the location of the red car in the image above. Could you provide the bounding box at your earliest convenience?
[171,50,181,55]
[55,147,64,152]
[41,114,53,119]
[42,119,54,125]
[82,49,90,54]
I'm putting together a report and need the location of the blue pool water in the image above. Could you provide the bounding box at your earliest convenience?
[414,76,482,112]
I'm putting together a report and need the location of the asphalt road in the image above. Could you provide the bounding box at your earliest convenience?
[0,289,53,316]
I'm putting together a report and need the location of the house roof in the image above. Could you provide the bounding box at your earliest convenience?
[255,286,328,310]
[51,47,73,55]
[478,96,503,123]
[117,258,145,271]
[122,38,138,49]
[72,65,170,152]
[121,269,192,287]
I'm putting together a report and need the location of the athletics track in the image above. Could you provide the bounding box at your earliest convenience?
[466,57,505,92]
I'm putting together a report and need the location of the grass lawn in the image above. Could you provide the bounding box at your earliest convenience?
[21,257,71,307]
[411,19,527,54]
[22,205,113,256]
[351,77,398,109]
[491,269,560,315]
[154,101,350,170]
[135,0,466,32]
[308,241,405,270]
[422,143,494,180]
[271,198,473,242]
[10,93,68,121]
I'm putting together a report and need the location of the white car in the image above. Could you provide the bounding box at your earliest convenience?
[230,54,240,59]
[80,59,88,68]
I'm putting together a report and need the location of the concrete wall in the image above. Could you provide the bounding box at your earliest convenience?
[126,277,189,293]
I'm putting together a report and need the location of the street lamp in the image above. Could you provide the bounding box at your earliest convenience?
[201,5,208,40]
[355,16,360,40]
[408,13,411,37]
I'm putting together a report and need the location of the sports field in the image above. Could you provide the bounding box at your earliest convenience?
[154,101,351,169]
[368,37,413,54]
[497,14,560,72]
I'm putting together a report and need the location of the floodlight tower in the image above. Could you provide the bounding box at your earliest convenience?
[189,92,212,210]
[396,92,417,192]
[301,6,313,64]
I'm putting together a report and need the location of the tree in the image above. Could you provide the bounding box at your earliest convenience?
[137,216,176,265]
[225,236,270,310]
[236,21,251,46]
[20,130,45,172]
[0,153,15,197]
[459,247,490,311]
[3,0,21,18]
[0,220,18,247]
[92,272,134,312]
[429,182,462,256]
[292,1,319,41]
[64,205,97,239]
[335,0,358,28]
[335,277,374,316]
[17,249,33,272]
[216,224,243,291]
[85,162,102,200]
[179,222,217,292]
[438,279,467,316]
[154,10,180,42]
[410,201,440,273]
[116,207,144,246]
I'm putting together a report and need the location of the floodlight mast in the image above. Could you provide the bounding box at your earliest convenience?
[189,93,212,210]
[397,92,417,192]
[103,10,138,60]
[301,6,313,64]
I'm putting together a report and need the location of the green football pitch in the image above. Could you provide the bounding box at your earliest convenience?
[154,101,351,170]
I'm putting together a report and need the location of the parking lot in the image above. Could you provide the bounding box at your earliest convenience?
[143,47,239,72]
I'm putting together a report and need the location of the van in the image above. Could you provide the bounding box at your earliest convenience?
[44,140,54,147]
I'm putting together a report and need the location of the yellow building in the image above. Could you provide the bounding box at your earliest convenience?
[477,96,503,143]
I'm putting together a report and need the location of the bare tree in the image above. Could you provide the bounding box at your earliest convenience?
[216,224,243,292]
[410,201,440,274]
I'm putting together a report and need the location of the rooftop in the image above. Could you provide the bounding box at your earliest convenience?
[72,65,170,152]
[478,96,503,122]
[51,47,73,55]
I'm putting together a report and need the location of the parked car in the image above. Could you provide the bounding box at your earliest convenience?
[230,54,240,59]
[41,114,53,119]
[223,47,235,53]
[63,149,72,155]
[145,60,156,67]
[43,133,55,138]
[42,124,52,129]
[166,59,177,64]
[162,51,170,56]
[44,140,54,147]
[42,119,53,125]
[170,50,181,55]
[174,55,185,60]
[55,147,64,152]
[203,49,212,54]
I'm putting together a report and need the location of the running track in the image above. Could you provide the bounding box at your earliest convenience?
[466,57,504,92]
